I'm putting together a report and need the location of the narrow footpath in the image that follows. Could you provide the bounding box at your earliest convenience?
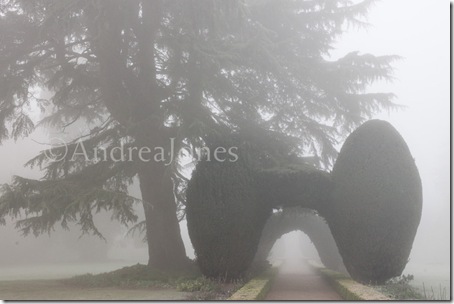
[265,258,342,300]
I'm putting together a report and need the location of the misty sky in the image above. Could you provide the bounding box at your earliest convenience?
[0,0,450,284]
[331,0,450,268]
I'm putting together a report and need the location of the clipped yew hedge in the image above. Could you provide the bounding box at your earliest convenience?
[256,166,333,210]
[326,120,422,284]
[186,149,271,280]
[186,120,422,285]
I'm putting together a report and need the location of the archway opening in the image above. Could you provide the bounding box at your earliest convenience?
[268,231,320,265]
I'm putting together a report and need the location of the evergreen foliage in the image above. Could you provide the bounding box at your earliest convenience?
[186,136,335,278]
[187,120,422,283]
[186,139,271,280]
[327,120,422,284]
[256,164,333,210]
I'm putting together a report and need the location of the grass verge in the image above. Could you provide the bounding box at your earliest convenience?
[307,261,391,300]
[62,263,199,289]
[62,263,246,300]
[228,266,278,300]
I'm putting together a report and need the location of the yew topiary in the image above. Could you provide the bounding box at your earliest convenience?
[326,120,422,284]
[186,147,271,280]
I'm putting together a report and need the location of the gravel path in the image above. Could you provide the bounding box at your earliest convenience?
[265,259,342,300]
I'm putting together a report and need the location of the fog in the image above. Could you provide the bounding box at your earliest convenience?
[0,0,449,297]
[277,0,450,292]
[337,0,450,290]
[278,0,450,292]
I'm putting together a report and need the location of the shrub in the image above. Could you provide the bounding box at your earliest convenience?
[186,140,271,280]
[327,120,422,284]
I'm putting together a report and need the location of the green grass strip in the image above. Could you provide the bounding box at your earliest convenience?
[228,267,278,300]
[308,261,391,301]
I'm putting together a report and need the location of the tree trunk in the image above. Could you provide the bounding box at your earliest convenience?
[88,2,188,271]
[138,162,189,270]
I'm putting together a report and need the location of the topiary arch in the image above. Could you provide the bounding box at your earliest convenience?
[252,207,347,274]
[186,120,422,284]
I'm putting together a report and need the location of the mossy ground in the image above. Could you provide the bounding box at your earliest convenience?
[183,277,245,300]
[62,263,198,288]
[62,263,245,300]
